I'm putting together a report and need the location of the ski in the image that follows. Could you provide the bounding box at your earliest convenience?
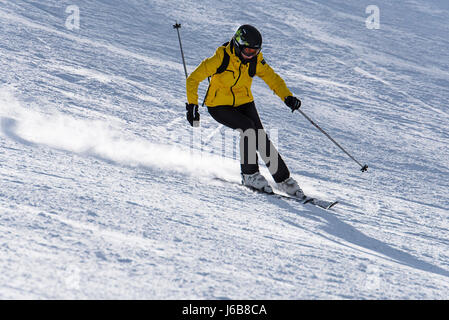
[213,177,338,210]
[291,194,338,210]
[245,185,338,210]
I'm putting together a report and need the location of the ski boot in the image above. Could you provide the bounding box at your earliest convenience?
[241,172,273,193]
[277,177,305,198]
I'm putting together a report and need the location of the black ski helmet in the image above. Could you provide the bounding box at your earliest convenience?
[232,25,262,63]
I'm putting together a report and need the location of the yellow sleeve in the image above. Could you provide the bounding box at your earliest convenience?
[255,53,292,101]
[186,47,224,105]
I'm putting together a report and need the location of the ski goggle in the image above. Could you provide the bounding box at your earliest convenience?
[241,47,261,59]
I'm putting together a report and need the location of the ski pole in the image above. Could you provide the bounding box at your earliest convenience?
[296,109,368,172]
[173,21,188,79]
[173,21,201,128]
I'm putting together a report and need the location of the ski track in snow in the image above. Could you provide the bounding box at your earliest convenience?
[0,0,448,299]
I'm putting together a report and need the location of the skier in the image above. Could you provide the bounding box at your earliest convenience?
[185,24,304,197]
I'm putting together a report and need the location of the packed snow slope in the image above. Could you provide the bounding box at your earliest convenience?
[1,0,448,299]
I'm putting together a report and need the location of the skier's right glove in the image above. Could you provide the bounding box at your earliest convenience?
[186,103,200,127]
[284,96,302,112]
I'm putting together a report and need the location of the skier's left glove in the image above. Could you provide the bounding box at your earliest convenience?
[186,103,200,127]
[284,96,301,112]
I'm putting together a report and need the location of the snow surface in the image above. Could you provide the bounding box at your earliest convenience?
[1,0,448,299]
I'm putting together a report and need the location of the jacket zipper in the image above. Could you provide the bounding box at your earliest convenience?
[230,63,242,107]
[204,70,235,106]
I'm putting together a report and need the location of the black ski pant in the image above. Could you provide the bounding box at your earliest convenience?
[208,102,290,183]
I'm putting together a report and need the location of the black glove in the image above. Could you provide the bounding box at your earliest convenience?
[284,96,301,112]
[186,103,200,127]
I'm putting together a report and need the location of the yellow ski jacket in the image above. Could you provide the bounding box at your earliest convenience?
[186,42,292,107]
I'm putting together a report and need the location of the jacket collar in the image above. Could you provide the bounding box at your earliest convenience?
[225,42,240,64]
